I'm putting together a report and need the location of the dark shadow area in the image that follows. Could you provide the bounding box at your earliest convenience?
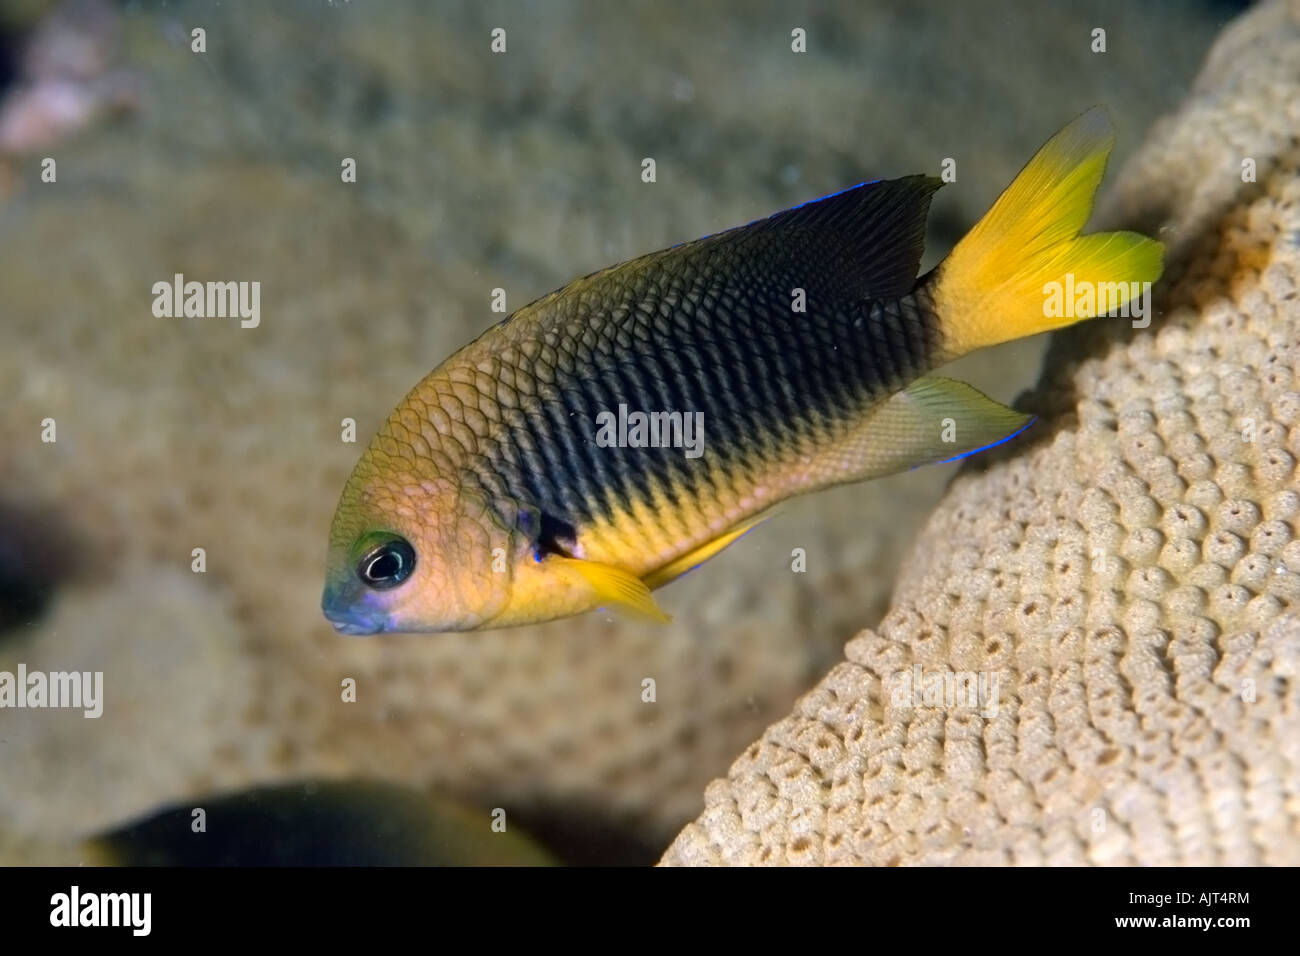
[95,780,558,866]
[498,800,668,867]
[0,500,91,639]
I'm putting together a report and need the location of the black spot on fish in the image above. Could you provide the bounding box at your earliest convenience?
[535,512,578,560]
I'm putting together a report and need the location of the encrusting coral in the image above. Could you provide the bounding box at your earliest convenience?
[662,0,1300,865]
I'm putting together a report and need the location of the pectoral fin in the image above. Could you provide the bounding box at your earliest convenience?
[550,556,671,624]
[642,517,768,591]
[833,376,1034,479]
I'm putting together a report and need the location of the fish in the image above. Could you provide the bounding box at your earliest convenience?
[322,107,1163,634]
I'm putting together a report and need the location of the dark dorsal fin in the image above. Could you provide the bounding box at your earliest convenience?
[519,174,944,328]
[745,174,943,299]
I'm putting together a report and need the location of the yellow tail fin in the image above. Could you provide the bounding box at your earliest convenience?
[932,107,1163,360]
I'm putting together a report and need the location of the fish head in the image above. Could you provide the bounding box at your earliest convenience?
[321,442,516,634]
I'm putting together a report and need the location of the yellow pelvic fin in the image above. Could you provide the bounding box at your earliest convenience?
[550,556,671,624]
[832,376,1034,478]
[642,517,767,591]
[933,106,1164,359]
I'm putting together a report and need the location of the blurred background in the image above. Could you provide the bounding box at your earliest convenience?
[0,0,1245,865]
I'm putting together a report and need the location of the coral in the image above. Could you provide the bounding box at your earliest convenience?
[662,0,1300,866]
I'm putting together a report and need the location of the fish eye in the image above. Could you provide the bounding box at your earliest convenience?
[354,534,416,590]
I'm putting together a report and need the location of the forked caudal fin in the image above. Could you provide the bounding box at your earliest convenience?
[930,106,1164,360]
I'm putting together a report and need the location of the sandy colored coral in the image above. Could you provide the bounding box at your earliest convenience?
[663,0,1300,866]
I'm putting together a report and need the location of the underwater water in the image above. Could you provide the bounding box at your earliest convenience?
[0,0,1266,871]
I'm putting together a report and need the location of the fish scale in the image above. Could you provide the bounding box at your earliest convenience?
[449,237,932,569]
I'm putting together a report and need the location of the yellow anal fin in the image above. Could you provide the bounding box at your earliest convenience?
[642,518,767,591]
[829,376,1034,479]
[550,556,671,624]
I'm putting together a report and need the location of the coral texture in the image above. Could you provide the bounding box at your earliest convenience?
[663,0,1300,865]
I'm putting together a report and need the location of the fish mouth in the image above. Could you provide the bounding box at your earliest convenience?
[322,585,386,636]
[330,619,383,636]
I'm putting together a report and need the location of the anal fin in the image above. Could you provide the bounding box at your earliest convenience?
[642,517,768,591]
[828,376,1034,479]
[550,556,671,624]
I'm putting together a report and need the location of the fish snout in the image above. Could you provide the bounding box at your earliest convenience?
[321,584,386,636]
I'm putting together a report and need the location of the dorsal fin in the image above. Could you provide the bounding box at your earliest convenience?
[521,174,944,328]
[744,175,943,299]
